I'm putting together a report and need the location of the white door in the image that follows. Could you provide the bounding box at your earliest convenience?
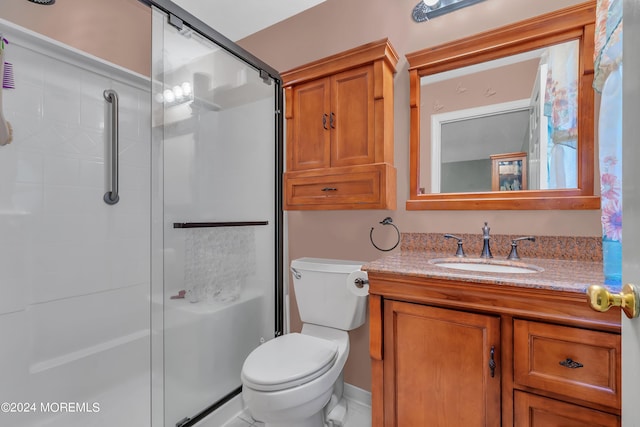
[622,0,640,424]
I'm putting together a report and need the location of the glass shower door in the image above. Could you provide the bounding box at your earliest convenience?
[151,7,281,426]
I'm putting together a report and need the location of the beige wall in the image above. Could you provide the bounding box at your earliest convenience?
[0,0,151,76]
[239,0,600,391]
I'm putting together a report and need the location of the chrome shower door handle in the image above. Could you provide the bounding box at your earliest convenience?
[103,89,120,205]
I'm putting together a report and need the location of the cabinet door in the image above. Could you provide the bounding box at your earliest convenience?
[514,391,619,426]
[383,300,501,426]
[330,65,375,167]
[290,78,331,170]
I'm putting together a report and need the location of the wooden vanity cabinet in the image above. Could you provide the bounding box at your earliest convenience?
[368,273,622,427]
[281,39,398,210]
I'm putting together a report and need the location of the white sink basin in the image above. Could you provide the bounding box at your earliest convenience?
[429,258,543,274]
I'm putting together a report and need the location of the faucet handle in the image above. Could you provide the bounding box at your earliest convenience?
[444,234,466,257]
[482,222,490,238]
[507,236,536,260]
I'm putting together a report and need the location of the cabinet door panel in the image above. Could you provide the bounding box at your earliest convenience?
[330,65,375,167]
[514,391,619,426]
[291,78,331,170]
[384,300,501,426]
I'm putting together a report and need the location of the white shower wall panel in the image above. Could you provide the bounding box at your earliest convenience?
[0,211,29,315]
[196,98,275,220]
[0,19,151,426]
[163,101,275,291]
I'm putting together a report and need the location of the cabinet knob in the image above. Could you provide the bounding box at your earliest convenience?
[587,283,640,319]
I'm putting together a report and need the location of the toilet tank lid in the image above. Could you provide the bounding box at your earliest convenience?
[291,257,365,274]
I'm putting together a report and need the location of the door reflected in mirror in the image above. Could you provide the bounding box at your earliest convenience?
[421,40,579,195]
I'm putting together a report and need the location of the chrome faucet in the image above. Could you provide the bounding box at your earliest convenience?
[444,234,466,257]
[507,236,536,260]
[480,222,493,258]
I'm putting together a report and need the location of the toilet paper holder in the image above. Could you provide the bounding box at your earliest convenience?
[354,277,369,289]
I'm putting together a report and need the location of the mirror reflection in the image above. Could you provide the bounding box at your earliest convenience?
[420,40,579,195]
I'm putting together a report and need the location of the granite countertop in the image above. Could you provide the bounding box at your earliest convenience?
[362,251,611,294]
[362,233,617,294]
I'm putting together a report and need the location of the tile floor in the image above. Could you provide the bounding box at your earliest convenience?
[222,397,372,427]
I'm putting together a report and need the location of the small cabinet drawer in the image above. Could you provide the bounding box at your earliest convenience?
[513,319,621,410]
[514,391,620,426]
[284,163,395,210]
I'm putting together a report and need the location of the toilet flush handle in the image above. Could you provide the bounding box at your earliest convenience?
[290,267,301,280]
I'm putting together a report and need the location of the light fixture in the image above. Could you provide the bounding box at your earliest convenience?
[156,82,194,107]
[412,0,486,22]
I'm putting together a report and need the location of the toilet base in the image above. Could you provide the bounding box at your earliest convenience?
[325,397,348,427]
[253,395,350,427]
[260,411,324,427]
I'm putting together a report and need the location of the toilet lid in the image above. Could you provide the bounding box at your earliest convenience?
[241,333,338,392]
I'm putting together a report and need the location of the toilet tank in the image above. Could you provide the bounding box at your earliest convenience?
[290,257,368,331]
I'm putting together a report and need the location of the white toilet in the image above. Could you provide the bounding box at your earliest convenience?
[241,257,368,427]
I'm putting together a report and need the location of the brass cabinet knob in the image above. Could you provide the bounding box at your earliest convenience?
[587,283,640,319]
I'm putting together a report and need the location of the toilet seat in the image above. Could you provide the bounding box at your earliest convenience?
[242,333,338,392]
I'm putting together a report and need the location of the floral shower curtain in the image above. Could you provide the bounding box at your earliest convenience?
[594,0,623,285]
[544,42,579,189]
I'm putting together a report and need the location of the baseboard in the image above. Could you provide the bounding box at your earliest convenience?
[344,383,372,408]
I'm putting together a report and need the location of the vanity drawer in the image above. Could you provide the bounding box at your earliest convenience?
[514,391,619,426]
[513,319,620,410]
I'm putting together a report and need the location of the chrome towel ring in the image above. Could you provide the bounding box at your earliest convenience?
[370,217,400,252]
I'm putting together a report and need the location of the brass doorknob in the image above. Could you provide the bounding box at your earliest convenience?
[587,283,640,319]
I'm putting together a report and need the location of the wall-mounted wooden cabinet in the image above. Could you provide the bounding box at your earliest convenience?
[368,273,621,427]
[281,39,398,210]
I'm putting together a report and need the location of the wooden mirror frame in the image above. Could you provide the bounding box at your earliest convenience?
[406,1,600,210]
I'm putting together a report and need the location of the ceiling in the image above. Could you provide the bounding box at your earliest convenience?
[171,0,326,41]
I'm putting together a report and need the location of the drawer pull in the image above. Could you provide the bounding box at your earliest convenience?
[321,187,338,192]
[489,345,496,378]
[559,358,584,369]
[322,114,328,130]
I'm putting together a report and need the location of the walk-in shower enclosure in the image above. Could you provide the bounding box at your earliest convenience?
[0,1,283,426]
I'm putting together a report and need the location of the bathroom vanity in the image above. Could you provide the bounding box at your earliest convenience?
[364,236,621,427]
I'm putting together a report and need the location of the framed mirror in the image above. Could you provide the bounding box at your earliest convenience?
[406,1,600,210]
